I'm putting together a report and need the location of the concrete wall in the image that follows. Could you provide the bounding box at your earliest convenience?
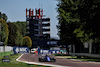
[0,46,13,52]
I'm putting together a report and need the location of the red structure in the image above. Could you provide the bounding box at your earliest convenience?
[26,8,43,19]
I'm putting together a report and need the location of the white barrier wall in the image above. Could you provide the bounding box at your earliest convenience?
[0,46,13,52]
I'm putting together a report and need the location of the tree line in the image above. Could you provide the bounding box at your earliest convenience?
[0,12,32,48]
[57,0,100,46]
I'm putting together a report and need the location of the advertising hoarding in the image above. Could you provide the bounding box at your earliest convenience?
[13,47,29,54]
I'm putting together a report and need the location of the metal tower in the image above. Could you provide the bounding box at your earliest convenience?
[26,8,50,48]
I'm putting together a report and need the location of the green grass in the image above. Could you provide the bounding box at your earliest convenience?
[0,51,14,57]
[73,57,100,62]
[0,53,51,67]
[77,57,100,62]
[55,55,100,62]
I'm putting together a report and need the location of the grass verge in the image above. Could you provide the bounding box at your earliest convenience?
[0,51,14,57]
[54,54,100,62]
[77,57,100,62]
[0,54,51,67]
[68,56,100,62]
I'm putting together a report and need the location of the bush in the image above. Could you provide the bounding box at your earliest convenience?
[23,36,32,48]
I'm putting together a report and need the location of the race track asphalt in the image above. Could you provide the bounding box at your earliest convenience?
[18,54,100,67]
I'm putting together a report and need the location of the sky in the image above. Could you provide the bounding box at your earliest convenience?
[0,0,59,39]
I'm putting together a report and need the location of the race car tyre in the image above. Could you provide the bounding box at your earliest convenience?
[51,59,56,62]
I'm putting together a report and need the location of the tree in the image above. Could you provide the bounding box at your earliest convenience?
[57,0,100,43]
[0,12,8,21]
[7,22,23,46]
[77,0,100,42]
[57,0,81,45]
[0,19,9,45]
[15,21,26,37]
[23,36,32,48]
[2,13,8,21]
[57,0,100,54]
[74,26,93,43]
[56,0,82,54]
[0,12,8,45]
[0,19,9,52]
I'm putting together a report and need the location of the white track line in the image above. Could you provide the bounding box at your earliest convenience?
[16,54,69,67]
[16,54,24,61]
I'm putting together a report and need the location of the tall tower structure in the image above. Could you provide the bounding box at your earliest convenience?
[26,8,50,48]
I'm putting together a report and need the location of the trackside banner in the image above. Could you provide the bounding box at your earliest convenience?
[40,49,60,54]
[13,47,29,54]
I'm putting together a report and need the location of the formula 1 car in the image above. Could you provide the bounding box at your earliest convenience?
[38,54,56,62]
